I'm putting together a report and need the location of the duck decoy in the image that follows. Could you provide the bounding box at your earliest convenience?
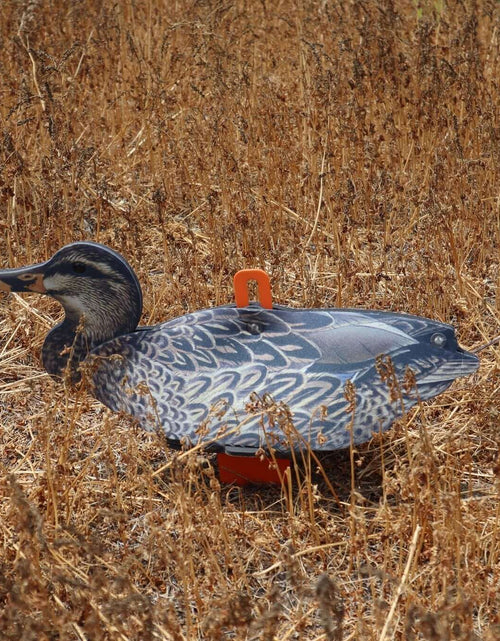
[0,242,479,466]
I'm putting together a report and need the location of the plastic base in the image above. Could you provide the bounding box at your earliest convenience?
[217,453,290,485]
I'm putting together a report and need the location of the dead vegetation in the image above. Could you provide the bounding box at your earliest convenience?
[0,0,499,638]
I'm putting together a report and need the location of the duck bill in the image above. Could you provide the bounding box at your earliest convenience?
[0,262,47,293]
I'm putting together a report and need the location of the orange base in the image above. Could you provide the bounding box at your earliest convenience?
[217,453,290,486]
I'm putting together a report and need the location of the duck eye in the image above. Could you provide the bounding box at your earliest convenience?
[431,333,447,348]
[72,262,87,274]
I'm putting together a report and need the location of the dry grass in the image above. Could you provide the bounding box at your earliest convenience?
[0,0,499,638]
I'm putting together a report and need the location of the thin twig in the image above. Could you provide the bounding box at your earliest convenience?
[378,524,422,641]
[472,334,500,354]
[304,147,328,249]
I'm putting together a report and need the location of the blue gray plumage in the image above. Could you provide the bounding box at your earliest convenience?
[0,242,479,454]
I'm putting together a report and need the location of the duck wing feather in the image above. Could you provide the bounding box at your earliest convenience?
[87,304,478,453]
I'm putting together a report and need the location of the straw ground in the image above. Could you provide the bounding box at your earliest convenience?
[0,0,499,639]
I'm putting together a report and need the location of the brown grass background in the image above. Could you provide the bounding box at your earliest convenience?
[0,0,499,639]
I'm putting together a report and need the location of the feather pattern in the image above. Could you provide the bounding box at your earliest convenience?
[89,304,479,453]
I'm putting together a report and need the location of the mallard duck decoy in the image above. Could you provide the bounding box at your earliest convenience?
[0,242,479,456]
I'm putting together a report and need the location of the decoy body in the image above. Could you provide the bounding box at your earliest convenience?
[0,242,479,455]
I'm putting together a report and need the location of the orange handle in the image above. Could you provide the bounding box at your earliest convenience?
[233,269,273,309]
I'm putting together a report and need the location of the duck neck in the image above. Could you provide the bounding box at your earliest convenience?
[42,305,139,381]
[40,267,143,381]
[42,317,106,381]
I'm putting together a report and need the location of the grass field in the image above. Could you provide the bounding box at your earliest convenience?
[0,0,499,639]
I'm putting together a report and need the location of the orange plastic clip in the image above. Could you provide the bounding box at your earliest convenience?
[233,269,273,309]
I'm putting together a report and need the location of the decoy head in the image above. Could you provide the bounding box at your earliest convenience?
[0,242,143,378]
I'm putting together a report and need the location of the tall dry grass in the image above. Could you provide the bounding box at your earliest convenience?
[0,0,499,639]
